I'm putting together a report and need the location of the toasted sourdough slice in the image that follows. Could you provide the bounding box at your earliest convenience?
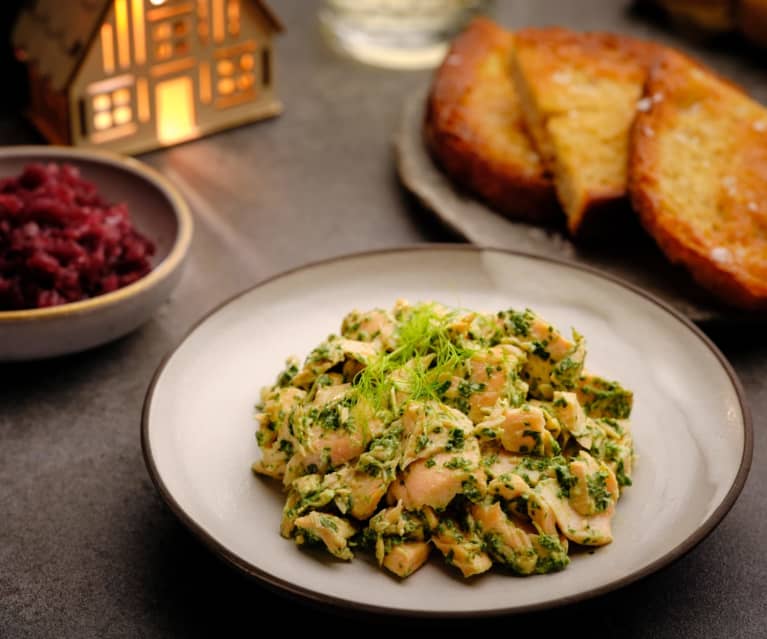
[510,28,658,236]
[629,50,767,311]
[423,18,560,224]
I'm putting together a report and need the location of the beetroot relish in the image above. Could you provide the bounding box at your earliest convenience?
[0,163,155,310]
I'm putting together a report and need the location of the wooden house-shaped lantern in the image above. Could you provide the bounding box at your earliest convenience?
[12,0,283,155]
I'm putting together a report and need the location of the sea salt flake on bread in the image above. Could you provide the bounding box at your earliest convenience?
[510,27,660,236]
[629,50,767,311]
[423,18,560,224]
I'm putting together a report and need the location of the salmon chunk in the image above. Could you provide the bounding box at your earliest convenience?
[538,470,616,546]
[387,438,483,510]
[475,403,559,456]
[292,337,379,388]
[431,518,493,577]
[294,512,356,560]
[326,465,390,520]
[487,473,558,536]
[341,307,396,348]
[470,502,537,575]
[400,400,474,469]
[441,343,528,421]
[382,541,431,578]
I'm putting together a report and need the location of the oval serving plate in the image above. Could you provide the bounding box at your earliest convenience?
[142,246,752,617]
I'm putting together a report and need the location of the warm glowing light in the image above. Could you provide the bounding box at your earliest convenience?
[198,22,209,43]
[200,62,212,104]
[217,78,234,95]
[112,88,130,105]
[239,53,254,71]
[197,0,210,43]
[156,76,196,143]
[237,73,254,91]
[100,23,115,75]
[94,112,113,130]
[217,59,234,76]
[115,0,131,69]
[150,0,166,5]
[147,3,193,22]
[155,42,172,60]
[154,23,172,40]
[228,0,240,37]
[137,78,150,122]
[113,106,133,125]
[213,0,225,43]
[93,94,111,111]
[131,0,146,64]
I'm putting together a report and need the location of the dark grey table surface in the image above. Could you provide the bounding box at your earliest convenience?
[1,1,765,637]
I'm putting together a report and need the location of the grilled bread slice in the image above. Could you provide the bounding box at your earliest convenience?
[510,28,658,236]
[424,18,560,224]
[629,50,767,310]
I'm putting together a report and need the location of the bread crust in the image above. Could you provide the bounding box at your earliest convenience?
[629,50,767,311]
[423,18,560,224]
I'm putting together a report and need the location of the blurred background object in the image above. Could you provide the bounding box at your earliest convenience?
[10,0,283,155]
[638,0,767,46]
[739,0,767,46]
[319,0,494,69]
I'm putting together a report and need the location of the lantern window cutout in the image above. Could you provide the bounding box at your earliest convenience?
[217,59,234,76]
[228,0,241,37]
[113,88,131,105]
[114,106,133,125]
[237,73,254,91]
[154,23,172,40]
[12,0,283,154]
[197,0,210,44]
[217,77,235,96]
[155,42,173,60]
[240,52,255,71]
[94,111,113,130]
[93,94,111,111]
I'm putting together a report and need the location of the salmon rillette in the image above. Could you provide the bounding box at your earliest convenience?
[252,300,634,579]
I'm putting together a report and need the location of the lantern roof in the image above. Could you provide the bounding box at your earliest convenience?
[12,0,284,92]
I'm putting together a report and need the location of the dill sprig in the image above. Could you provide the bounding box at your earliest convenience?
[351,303,477,412]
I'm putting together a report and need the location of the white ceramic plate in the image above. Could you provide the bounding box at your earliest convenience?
[142,246,752,617]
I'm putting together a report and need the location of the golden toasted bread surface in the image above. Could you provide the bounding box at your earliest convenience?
[629,50,767,310]
[511,28,658,235]
[424,18,559,224]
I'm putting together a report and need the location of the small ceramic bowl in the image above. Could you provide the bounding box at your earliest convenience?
[0,146,193,361]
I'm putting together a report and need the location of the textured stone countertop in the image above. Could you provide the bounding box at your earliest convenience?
[1,1,765,636]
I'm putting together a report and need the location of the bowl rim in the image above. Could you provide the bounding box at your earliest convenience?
[0,145,193,323]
